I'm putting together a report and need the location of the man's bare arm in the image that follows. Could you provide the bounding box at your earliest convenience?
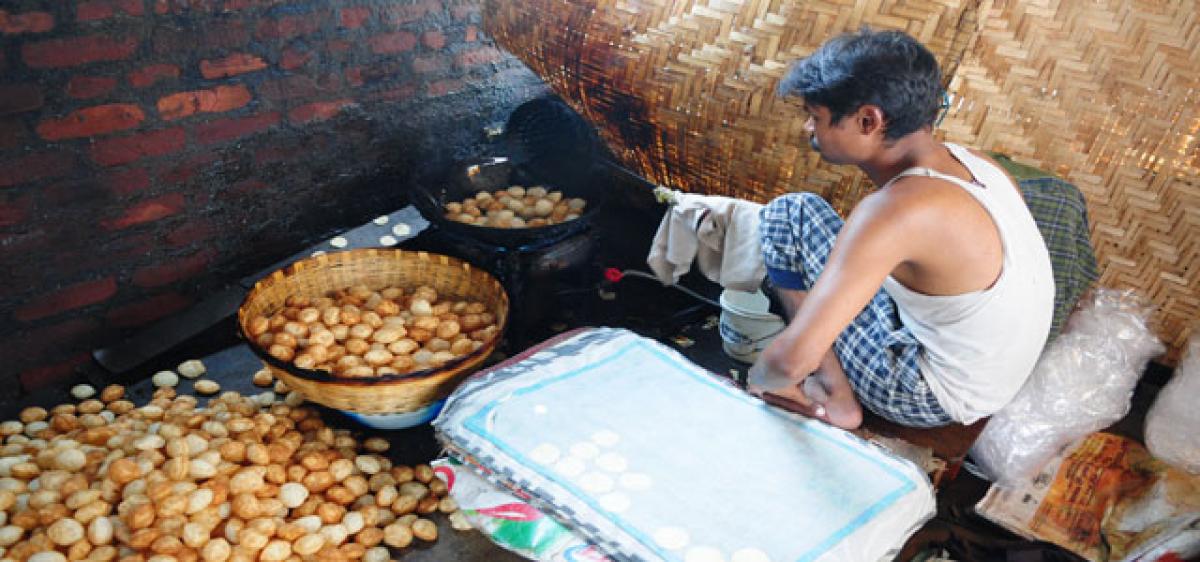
[752,190,923,388]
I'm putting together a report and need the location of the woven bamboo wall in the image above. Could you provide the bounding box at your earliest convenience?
[485,0,1199,363]
[483,0,981,213]
[940,0,1199,363]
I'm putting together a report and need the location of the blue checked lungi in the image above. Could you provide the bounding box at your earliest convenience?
[758,193,953,427]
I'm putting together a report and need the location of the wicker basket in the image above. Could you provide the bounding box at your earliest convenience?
[238,249,509,414]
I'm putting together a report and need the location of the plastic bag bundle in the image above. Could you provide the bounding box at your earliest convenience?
[1145,333,1200,474]
[970,288,1165,487]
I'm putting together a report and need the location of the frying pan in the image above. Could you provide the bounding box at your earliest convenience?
[413,95,655,249]
[410,156,608,249]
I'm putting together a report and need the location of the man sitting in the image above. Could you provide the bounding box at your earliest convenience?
[748,29,1055,430]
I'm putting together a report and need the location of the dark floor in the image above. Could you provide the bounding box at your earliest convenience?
[4,204,1178,561]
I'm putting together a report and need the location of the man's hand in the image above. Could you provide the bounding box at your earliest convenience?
[747,358,829,419]
[746,356,797,394]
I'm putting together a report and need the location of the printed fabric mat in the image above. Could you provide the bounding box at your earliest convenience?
[433,327,935,562]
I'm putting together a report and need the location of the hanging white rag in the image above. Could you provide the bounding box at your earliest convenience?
[646,189,766,292]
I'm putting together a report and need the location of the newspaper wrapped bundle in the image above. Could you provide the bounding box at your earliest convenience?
[976,433,1200,562]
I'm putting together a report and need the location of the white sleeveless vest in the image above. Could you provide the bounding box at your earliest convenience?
[881,143,1054,424]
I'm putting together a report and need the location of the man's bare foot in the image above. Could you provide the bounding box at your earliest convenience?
[755,380,824,418]
[809,353,863,430]
[752,368,862,429]
[804,370,862,430]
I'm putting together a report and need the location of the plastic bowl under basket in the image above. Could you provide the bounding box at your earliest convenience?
[343,400,446,430]
[238,248,509,415]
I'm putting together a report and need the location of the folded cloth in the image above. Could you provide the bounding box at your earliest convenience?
[1017,177,1099,343]
[646,191,766,292]
[434,327,936,562]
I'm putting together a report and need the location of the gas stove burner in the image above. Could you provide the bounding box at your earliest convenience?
[406,219,599,350]
[421,220,597,286]
[435,214,588,256]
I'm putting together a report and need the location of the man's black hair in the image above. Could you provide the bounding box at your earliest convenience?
[779,29,944,140]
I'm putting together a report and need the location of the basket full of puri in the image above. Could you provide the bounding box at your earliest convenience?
[238,248,509,415]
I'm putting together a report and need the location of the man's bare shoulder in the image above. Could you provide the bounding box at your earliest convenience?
[852,174,962,225]
[844,175,990,270]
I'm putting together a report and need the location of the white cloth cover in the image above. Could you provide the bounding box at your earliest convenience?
[434,327,935,562]
[646,193,766,292]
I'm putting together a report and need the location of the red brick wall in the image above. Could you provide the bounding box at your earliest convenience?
[0,0,547,394]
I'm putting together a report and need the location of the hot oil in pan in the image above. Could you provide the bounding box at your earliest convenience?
[439,184,588,230]
[414,153,606,250]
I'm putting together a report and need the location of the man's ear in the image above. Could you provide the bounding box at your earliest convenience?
[857,105,886,136]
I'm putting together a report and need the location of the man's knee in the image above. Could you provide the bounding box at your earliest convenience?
[760,193,834,240]
[797,193,840,226]
[762,192,831,220]
[759,192,840,291]
[763,193,839,239]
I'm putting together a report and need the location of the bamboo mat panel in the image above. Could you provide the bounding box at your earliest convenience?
[484,0,979,214]
[939,0,1199,364]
